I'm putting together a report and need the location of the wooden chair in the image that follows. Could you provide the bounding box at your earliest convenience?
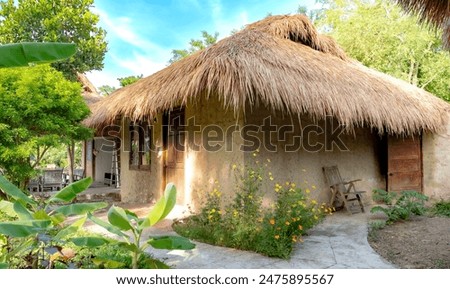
[322,166,365,214]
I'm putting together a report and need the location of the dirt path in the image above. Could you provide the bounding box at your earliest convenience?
[368,216,450,269]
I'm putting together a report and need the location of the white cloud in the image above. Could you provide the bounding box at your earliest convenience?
[86,70,120,88]
[112,52,170,78]
[88,7,174,88]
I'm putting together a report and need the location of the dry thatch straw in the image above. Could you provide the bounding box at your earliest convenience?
[77,73,102,108]
[84,14,449,135]
[397,0,450,49]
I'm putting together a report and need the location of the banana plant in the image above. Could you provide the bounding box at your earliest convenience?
[0,175,107,268]
[75,183,195,269]
[0,42,76,68]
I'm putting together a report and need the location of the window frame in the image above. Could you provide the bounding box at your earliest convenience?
[129,121,152,171]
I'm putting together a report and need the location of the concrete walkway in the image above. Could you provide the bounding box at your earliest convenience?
[139,209,395,269]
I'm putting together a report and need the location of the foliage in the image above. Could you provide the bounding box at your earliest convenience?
[73,183,195,269]
[0,176,107,268]
[0,42,76,68]
[316,0,450,101]
[370,189,429,224]
[0,65,91,186]
[174,155,330,259]
[169,31,218,64]
[50,230,166,269]
[431,200,450,217]
[0,0,107,80]
[118,74,143,87]
[98,85,116,96]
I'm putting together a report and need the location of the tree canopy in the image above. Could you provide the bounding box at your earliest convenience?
[169,31,218,64]
[118,74,143,87]
[316,0,450,101]
[0,65,91,186]
[0,0,107,80]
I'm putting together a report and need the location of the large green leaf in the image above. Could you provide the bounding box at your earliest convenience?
[145,258,170,269]
[55,202,107,216]
[33,209,51,221]
[0,175,35,205]
[13,202,33,220]
[140,183,177,229]
[70,236,110,248]
[54,216,86,240]
[107,206,133,231]
[87,213,128,238]
[147,236,195,250]
[0,200,17,218]
[0,42,76,68]
[48,177,92,203]
[0,220,51,237]
[92,257,124,269]
[0,263,8,269]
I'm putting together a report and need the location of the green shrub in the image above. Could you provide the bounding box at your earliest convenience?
[432,200,450,217]
[370,189,428,224]
[174,156,330,259]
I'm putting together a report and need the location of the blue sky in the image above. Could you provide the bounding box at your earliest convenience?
[87,0,318,88]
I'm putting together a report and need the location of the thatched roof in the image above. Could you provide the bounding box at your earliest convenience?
[397,0,450,49]
[77,73,102,107]
[85,15,449,135]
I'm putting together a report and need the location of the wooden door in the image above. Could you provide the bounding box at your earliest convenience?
[387,136,422,192]
[163,108,185,204]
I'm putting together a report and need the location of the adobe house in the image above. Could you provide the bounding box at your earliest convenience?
[85,15,450,208]
[78,73,118,186]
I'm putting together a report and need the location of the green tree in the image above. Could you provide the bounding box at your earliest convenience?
[316,0,450,101]
[98,85,116,96]
[169,31,218,64]
[0,65,91,188]
[0,0,107,80]
[118,74,143,87]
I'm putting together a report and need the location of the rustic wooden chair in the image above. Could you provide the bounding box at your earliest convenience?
[322,166,365,214]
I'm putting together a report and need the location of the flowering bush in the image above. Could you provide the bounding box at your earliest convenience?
[174,154,332,259]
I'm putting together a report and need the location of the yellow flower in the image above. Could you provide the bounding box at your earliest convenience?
[267,158,271,163]
[232,164,237,170]
[311,199,317,205]
[314,215,319,220]
[269,219,275,225]
[252,153,257,157]
[291,183,296,188]
[274,235,280,240]
[298,225,303,230]
[312,185,317,190]
[270,176,274,181]
[248,195,253,199]
[305,189,311,194]
[210,208,216,214]
[292,235,297,242]
[285,181,290,186]
[285,221,290,226]
[275,188,280,193]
